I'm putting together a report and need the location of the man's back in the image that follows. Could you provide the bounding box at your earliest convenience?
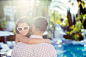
[11,42,57,57]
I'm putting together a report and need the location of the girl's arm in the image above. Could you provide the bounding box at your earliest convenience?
[15,38,18,44]
[16,34,51,44]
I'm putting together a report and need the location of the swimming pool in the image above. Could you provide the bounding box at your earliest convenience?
[53,43,86,57]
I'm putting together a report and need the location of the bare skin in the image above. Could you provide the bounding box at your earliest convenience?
[15,34,51,44]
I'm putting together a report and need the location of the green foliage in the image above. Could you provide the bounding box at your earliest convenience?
[66,19,84,41]
[76,14,86,24]
[13,28,16,34]
[64,18,69,27]
[70,21,83,33]
[61,17,69,27]
[49,10,61,31]
[0,18,8,30]
[76,13,83,20]
[83,14,86,20]
[66,14,86,41]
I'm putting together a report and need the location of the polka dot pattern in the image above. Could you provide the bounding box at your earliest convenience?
[11,35,57,57]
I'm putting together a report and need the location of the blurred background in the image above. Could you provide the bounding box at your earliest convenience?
[0,0,86,57]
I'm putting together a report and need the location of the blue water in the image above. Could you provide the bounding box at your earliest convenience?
[53,43,86,57]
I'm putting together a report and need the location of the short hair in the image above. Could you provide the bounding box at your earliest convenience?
[34,17,48,32]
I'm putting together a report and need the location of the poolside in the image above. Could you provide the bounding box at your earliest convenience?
[51,38,86,57]
[0,39,86,57]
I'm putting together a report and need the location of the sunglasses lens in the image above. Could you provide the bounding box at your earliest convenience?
[24,27,29,30]
[18,28,22,31]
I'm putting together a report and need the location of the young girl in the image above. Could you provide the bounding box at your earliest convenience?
[15,17,50,44]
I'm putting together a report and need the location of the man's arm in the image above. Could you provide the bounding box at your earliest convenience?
[16,34,51,44]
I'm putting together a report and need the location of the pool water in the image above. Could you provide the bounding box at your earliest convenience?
[53,43,86,57]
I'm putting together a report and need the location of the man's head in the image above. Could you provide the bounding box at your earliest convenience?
[32,17,48,35]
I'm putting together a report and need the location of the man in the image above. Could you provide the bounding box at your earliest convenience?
[11,17,57,57]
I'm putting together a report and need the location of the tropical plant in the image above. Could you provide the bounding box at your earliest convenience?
[66,22,84,41]
[61,17,69,27]
[66,14,86,41]
[69,0,85,15]
[67,0,85,30]
[49,10,61,38]
[0,18,8,30]
[76,13,86,24]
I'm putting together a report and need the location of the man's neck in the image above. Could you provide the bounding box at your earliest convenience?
[32,33,43,36]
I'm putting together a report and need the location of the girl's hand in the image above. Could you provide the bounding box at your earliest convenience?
[45,39,51,44]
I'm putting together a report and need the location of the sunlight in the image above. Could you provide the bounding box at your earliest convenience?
[13,0,34,15]
[84,45,86,47]
[58,44,62,47]
[56,40,62,44]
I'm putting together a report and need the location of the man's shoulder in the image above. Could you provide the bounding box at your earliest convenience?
[37,43,55,48]
[15,42,29,47]
[17,42,25,44]
[16,42,54,49]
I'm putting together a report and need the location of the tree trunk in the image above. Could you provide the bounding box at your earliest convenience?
[53,30,55,38]
[0,1,4,19]
[67,8,73,31]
